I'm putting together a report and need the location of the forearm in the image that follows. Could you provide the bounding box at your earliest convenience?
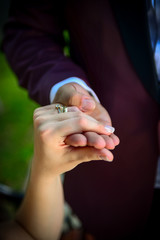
[16,167,64,240]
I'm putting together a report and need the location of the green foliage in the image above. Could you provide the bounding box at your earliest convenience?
[63,29,70,57]
[0,53,38,190]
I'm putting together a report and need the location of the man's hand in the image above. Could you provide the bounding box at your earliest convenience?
[53,83,119,152]
[53,82,111,124]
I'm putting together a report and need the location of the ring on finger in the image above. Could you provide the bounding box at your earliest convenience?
[55,104,68,113]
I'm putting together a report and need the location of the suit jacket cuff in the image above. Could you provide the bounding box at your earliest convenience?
[50,77,100,103]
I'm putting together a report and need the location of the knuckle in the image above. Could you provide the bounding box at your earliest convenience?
[77,115,88,127]
[33,109,39,118]
[39,131,50,145]
[39,124,56,144]
[97,123,105,132]
[33,107,42,119]
[34,116,43,127]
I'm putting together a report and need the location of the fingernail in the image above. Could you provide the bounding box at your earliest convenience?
[99,156,113,162]
[81,98,95,111]
[105,126,115,134]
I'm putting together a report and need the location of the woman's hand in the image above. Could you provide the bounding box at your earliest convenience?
[32,104,119,179]
[10,104,119,240]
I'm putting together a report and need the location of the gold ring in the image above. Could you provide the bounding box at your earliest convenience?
[55,104,68,113]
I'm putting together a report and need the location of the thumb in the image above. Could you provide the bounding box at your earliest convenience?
[53,83,96,112]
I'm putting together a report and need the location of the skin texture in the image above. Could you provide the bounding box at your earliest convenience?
[53,83,117,149]
[0,104,119,240]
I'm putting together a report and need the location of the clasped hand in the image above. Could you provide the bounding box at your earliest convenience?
[33,104,120,178]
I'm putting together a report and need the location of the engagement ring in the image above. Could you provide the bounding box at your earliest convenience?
[55,104,68,113]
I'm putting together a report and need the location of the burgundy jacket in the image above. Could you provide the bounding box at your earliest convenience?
[3,1,160,239]
[3,0,160,106]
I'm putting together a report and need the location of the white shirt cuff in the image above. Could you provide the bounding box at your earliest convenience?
[49,77,100,103]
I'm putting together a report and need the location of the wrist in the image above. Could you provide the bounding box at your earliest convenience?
[50,77,100,103]
[30,158,61,184]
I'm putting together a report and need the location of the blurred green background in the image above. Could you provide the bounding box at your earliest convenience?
[0,52,38,191]
[0,0,39,191]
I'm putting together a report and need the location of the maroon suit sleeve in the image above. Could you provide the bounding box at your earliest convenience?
[2,0,88,105]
